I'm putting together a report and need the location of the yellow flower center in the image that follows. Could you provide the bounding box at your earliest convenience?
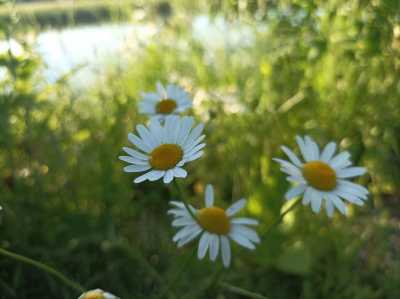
[302,161,337,191]
[197,207,230,235]
[83,290,104,299]
[150,144,183,170]
[156,99,177,114]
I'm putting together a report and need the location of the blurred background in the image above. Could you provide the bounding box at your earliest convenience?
[0,0,399,298]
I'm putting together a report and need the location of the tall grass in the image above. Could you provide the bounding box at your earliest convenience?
[0,0,400,298]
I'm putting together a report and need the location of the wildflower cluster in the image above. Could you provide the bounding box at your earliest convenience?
[118,82,370,276]
[0,81,370,299]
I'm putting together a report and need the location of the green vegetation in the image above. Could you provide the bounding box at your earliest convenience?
[0,0,139,28]
[1,0,400,298]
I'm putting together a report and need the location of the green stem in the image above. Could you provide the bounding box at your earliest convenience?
[219,281,270,299]
[262,197,302,237]
[219,198,301,299]
[0,247,85,293]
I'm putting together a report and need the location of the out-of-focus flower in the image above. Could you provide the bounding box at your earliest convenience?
[139,82,192,121]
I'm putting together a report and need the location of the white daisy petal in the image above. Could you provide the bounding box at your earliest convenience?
[325,199,334,217]
[104,292,118,299]
[336,184,368,200]
[134,173,149,183]
[220,236,231,267]
[198,232,211,259]
[172,217,196,227]
[305,136,320,160]
[209,234,220,261]
[167,209,189,217]
[185,150,204,162]
[336,167,367,178]
[169,201,185,209]
[229,232,256,250]
[123,165,151,173]
[136,124,157,149]
[205,184,214,207]
[183,123,204,148]
[148,119,163,143]
[156,81,167,97]
[287,175,306,184]
[177,226,202,247]
[146,170,166,181]
[302,187,315,205]
[163,169,174,184]
[184,143,206,158]
[173,224,199,242]
[177,117,195,145]
[164,115,179,142]
[333,159,352,170]
[327,194,347,215]
[173,167,187,178]
[334,190,365,206]
[329,151,351,169]
[320,142,336,162]
[273,158,302,177]
[226,198,246,217]
[128,133,152,153]
[281,146,303,167]
[122,147,148,160]
[230,217,259,226]
[296,135,313,161]
[337,180,369,196]
[184,135,206,153]
[310,190,322,213]
[285,184,307,200]
[118,156,149,165]
[231,224,260,244]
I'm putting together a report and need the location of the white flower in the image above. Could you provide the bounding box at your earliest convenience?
[139,82,192,120]
[274,135,369,217]
[119,115,205,184]
[78,289,119,299]
[168,184,260,267]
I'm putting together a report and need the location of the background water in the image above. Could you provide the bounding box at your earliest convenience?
[34,16,257,86]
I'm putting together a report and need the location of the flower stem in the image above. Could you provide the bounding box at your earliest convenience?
[262,197,302,237]
[218,198,301,299]
[0,247,85,293]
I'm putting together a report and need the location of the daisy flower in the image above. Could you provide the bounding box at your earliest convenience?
[119,115,205,184]
[78,289,119,299]
[139,82,192,120]
[168,184,260,267]
[274,135,369,217]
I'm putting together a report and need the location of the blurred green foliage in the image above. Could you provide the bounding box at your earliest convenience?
[1,0,400,298]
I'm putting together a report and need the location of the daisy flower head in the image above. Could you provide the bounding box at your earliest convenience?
[168,184,260,267]
[139,82,192,120]
[274,135,369,217]
[119,115,205,184]
[78,289,119,299]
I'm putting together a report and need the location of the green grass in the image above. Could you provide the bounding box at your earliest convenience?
[1,0,400,298]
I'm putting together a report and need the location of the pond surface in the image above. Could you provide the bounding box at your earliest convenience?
[33,15,257,86]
